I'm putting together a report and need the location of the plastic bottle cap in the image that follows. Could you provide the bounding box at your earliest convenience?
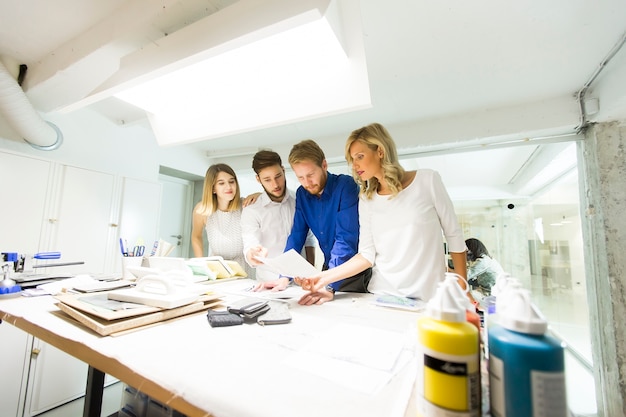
[426,282,466,322]
[499,288,547,335]
[494,279,522,317]
[491,272,513,297]
[443,273,473,310]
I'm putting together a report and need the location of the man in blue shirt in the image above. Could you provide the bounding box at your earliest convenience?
[255,139,371,305]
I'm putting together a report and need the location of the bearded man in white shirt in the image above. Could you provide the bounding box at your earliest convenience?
[241,150,316,281]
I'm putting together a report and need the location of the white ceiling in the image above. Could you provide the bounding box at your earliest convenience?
[0,0,625,202]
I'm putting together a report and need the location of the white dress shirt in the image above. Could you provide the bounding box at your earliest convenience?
[241,189,316,281]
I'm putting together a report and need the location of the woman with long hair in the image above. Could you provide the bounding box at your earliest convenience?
[465,237,504,299]
[191,163,250,274]
[297,122,468,304]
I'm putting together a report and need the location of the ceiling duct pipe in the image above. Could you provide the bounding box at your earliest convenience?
[0,59,63,150]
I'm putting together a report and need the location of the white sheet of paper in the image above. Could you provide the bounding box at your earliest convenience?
[255,249,319,278]
[251,285,310,300]
[284,323,415,395]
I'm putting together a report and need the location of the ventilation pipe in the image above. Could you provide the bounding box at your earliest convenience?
[0,59,63,150]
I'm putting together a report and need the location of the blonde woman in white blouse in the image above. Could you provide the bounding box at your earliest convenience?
[297,123,468,305]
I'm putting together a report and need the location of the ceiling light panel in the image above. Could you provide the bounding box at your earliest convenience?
[84,0,369,146]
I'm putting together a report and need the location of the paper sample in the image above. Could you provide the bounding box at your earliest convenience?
[284,323,414,394]
[255,249,319,278]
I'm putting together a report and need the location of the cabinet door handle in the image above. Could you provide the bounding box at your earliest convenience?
[48,218,57,223]
[32,348,41,357]
[171,235,182,239]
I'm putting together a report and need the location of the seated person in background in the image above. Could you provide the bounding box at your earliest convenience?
[241,150,316,282]
[297,122,468,304]
[465,237,504,300]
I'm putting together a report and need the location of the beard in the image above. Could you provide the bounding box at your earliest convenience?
[266,185,286,202]
[305,173,327,196]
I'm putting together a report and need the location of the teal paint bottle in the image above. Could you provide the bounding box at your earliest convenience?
[488,288,567,417]
[484,276,522,357]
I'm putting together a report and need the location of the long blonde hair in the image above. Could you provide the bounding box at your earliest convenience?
[195,163,242,216]
[345,123,405,199]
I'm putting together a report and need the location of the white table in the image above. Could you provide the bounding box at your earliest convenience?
[0,279,420,417]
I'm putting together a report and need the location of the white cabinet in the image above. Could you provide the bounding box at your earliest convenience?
[43,165,117,274]
[20,338,119,417]
[1,152,118,273]
[0,323,31,417]
[0,150,161,416]
[0,152,52,253]
[24,340,89,415]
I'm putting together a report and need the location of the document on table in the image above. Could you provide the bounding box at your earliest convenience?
[245,285,310,300]
[284,323,416,395]
[255,249,320,278]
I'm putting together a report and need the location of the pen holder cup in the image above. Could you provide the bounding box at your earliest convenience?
[121,256,146,280]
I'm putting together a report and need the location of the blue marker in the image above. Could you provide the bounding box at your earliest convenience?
[119,238,128,257]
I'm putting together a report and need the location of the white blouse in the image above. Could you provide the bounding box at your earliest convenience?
[358,169,465,301]
[205,206,252,277]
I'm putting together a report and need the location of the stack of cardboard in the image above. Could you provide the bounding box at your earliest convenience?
[54,287,222,336]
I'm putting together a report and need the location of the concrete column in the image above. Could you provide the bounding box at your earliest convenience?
[578,121,626,417]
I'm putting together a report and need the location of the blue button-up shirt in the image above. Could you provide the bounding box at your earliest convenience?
[285,172,360,290]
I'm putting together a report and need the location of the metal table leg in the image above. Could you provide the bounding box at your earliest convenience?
[83,365,105,417]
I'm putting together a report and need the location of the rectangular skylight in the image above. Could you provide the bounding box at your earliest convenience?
[111,0,370,146]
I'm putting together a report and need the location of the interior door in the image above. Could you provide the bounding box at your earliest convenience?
[117,177,162,269]
[158,175,193,258]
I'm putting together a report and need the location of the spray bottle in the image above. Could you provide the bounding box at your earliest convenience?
[488,288,567,417]
[417,282,480,417]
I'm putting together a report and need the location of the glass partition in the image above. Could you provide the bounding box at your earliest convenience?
[452,168,588,352]
[403,141,595,416]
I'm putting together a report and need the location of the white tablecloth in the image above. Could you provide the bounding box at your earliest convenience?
[0,279,422,417]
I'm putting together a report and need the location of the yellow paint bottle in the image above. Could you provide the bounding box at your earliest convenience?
[417,283,480,417]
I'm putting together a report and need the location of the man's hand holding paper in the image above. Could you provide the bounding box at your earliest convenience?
[253,250,331,303]
[246,245,268,267]
[253,249,319,279]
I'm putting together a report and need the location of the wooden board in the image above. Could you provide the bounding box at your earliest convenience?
[107,286,200,309]
[56,299,223,336]
[54,293,161,320]
[108,301,223,337]
[54,292,222,321]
